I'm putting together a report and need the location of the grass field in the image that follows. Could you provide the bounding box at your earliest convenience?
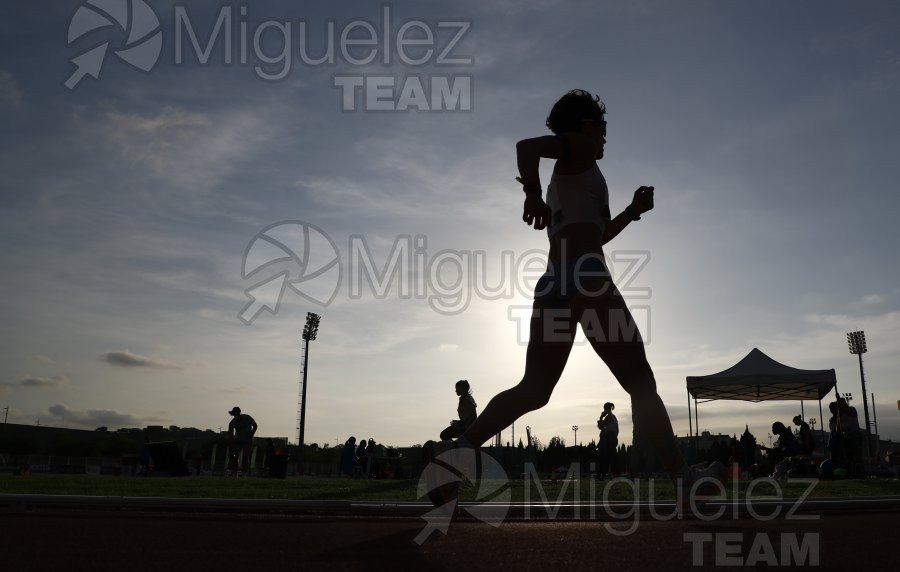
[2,474,899,503]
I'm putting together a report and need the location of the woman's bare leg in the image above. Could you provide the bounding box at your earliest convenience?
[462,304,576,447]
[577,289,684,476]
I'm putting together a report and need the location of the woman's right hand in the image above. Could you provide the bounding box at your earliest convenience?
[523,194,551,230]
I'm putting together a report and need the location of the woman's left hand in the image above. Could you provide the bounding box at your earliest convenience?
[523,194,552,230]
[631,186,655,215]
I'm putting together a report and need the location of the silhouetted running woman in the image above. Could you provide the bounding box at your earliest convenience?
[425,89,724,508]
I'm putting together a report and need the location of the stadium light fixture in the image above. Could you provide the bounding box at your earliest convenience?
[846,330,873,454]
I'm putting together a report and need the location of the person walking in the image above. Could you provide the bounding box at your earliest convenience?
[424,89,725,510]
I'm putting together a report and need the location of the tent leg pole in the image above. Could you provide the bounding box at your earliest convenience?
[818,399,825,454]
[687,390,692,439]
[694,398,699,438]
[800,400,804,419]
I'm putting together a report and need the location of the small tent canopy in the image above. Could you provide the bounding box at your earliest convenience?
[686,348,837,402]
[684,348,837,442]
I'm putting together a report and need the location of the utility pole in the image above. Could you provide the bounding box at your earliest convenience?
[2,405,8,424]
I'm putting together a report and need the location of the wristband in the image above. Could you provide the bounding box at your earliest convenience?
[625,205,641,221]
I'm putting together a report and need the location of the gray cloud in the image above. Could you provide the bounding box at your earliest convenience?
[99,350,182,370]
[47,404,162,429]
[216,386,259,395]
[0,70,23,107]
[17,375,69,388]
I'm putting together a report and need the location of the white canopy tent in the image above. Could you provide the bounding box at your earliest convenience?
[685,348,837,441]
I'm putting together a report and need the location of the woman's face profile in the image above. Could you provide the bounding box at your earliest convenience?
[586,119,606,159]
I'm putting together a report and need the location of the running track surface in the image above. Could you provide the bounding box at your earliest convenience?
[3,508,898,571]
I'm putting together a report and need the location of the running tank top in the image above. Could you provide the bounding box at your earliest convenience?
[545,164,611,239]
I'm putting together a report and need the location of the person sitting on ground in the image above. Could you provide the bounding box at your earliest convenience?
[440,379,478,441]
[759,421,801,478]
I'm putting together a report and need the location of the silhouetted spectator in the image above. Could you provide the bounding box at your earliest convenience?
[265,438,287,479]
[440,379,478,440]
[227,406,258,476]
[827,401,844,463]
[365,438,378,477]
[793,415,815,456]
[596,402,619,478]
[759,421,800,478]
[340,436,358,476]
[836,396,864,474]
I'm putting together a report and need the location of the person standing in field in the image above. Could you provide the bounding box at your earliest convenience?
[227,406,257,476]
[596,401,619,478]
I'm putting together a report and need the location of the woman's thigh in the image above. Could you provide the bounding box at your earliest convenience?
[521,301,578,388]
[575,283,653,393]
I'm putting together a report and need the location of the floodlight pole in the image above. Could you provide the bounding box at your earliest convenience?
[847,331,872,459]
[846,331,872,442]
[298,312,321,469]
[299,336,311,447]
[572,425,579,447]
[872,393,878,437]
[855,353,871,437]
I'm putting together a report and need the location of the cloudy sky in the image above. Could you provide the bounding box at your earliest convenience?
[2,0,898,449]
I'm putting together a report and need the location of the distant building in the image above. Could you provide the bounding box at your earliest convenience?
[675,430,732,451]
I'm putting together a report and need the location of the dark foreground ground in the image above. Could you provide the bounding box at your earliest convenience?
[2,505,898,571]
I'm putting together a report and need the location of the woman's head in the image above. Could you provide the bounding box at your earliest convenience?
[772,421,787,435]
[455,379,471,395]
[603,402,615,412]
[546,89,606,135]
